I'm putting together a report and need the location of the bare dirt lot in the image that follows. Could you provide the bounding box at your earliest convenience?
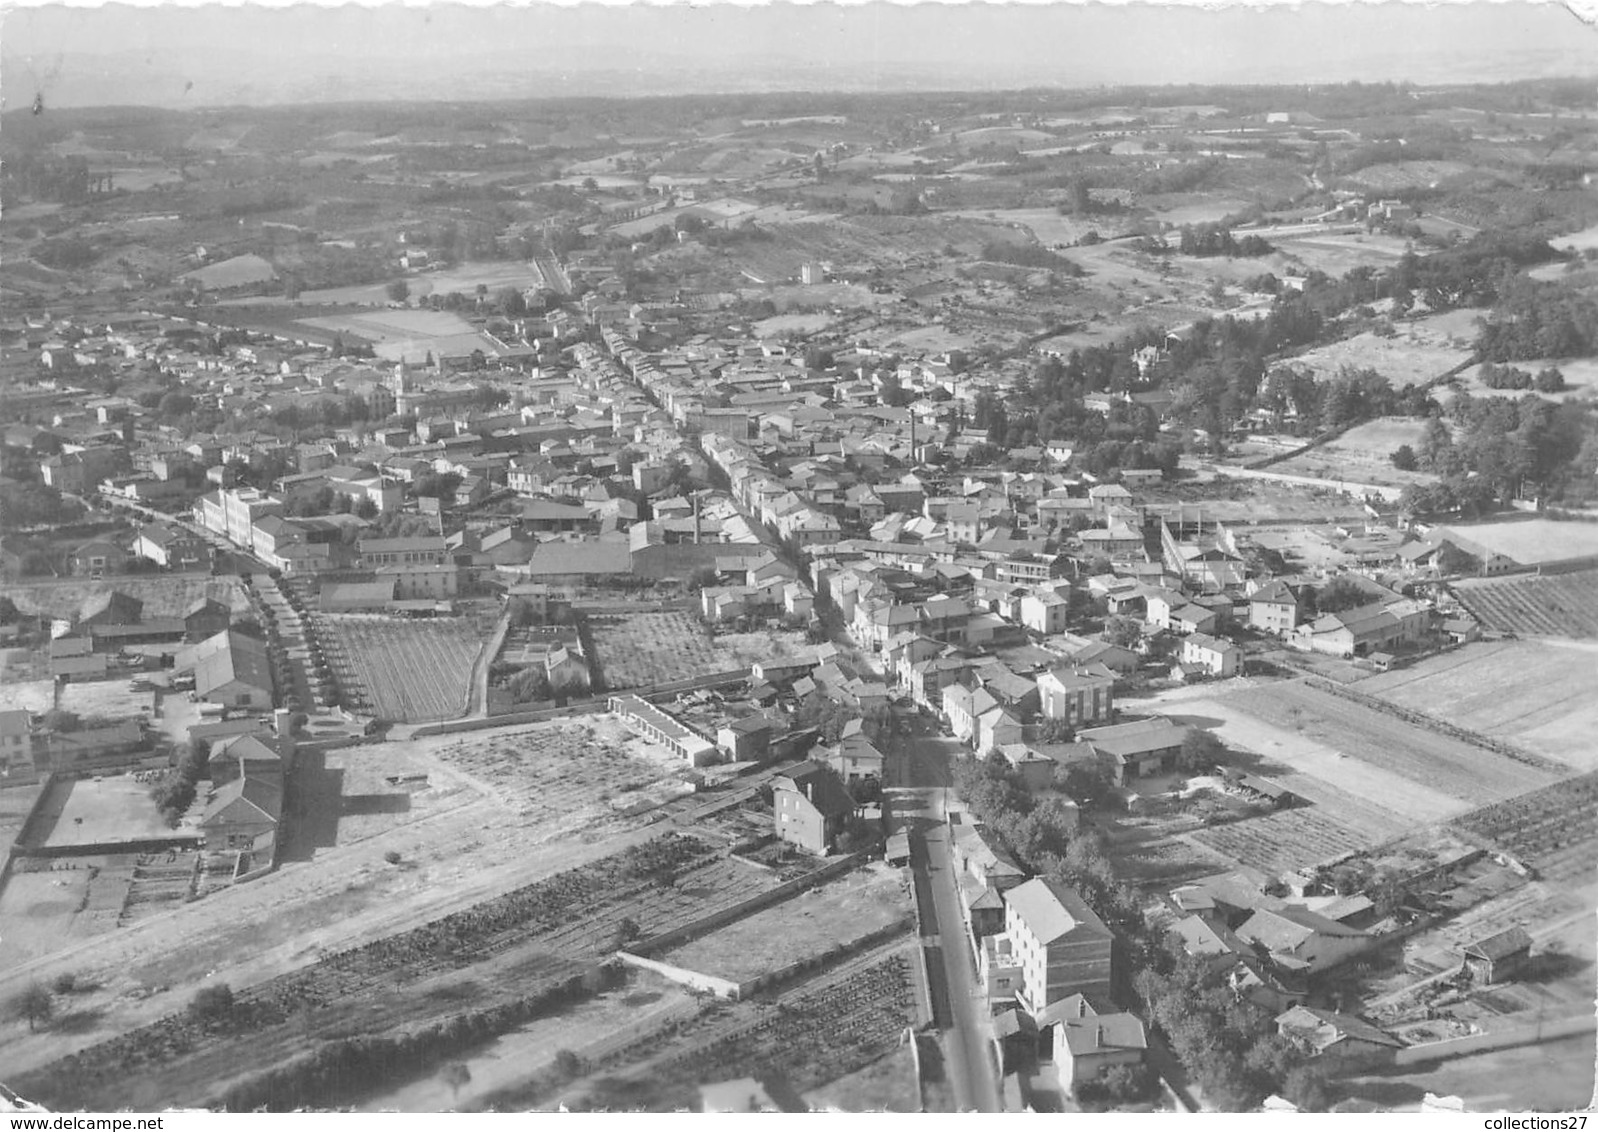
[0,677,56,714]
[659,863,910,983]
[426,716,690,827]
[59,679,156,722]
[1357,641,1598,769]
[23,776,182,852]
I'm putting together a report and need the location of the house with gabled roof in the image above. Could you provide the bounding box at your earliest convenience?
[772,760,855,855]
[1275,1005,1401,1069]
[999,878,1114,1011]
[1038,994,1148,1091]
[201,775,282,852]
[1237,905,1373,975]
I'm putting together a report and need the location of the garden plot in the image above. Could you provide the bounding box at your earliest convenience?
[1452,770,1598,886]
[1357,641,1598,768]
[658,864,910,985]
[586,611,764,690]
[1453,570,1598,640]
[572,947,918,1112]
[1220,682,1559,810]
[427,717,688,826]
[0,857,133,965]
[320,616,483,721]
[1189,807,1378,878]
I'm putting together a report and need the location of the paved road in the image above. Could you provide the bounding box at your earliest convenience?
[887,719,1002,1113]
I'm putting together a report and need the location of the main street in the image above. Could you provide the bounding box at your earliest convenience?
[886,714,1003,1113]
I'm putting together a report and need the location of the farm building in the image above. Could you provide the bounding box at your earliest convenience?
[1275,1006,1401,1070]
[1077,717,1189,784]
[1236,905,1372,976]
[1460,926,1533,985]
[997,877,1114,1013]
[190,629,275,709]
[1291,599,1431,658]
[609,693,717,765]
[716,715,774,762]
[36,720,148,773]
[771,760,854,855]
[76,590,144,629]
[1038,994,1148,1091]
[184,598,232,640]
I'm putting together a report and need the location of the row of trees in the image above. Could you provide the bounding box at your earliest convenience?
[149,738,210,826]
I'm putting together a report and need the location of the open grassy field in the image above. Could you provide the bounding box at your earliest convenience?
[659,864,910,984]
[1443,521,1598,568]
[1273,416,1438,488]
[1222,681,1561,808]
[0,857,134,966]
[1287,328,1472,388]
[1357,640,1598,768]
[428,716,689,827]
[1337,1031,1596,1113]
[1453,571,1598,640]
[940,207,1105,247]
[1451,356,1598,402]
[59,679,155,722]
[320,615,483,721]
[0,577,248,621]
[1268,231,1415,277]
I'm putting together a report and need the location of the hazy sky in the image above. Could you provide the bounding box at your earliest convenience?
[3,1,1595,107]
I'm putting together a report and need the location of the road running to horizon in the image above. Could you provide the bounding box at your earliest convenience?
[886,716,1002,1113]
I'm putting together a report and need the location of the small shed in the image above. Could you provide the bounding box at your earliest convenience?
[885,830,911,866]
[1461,926,1533,984]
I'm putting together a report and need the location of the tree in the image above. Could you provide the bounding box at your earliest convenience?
[441,1062,472,1098]
[1389,444,1418,471]
[386,280,410,304]
[1436,542,1481,577]
[14,983,52,1031]
[1178,729,1227,774]
[1104,615,1143,649]
[1312,576,1368,615]
[158,391,195,418]
[188,983,237,1027]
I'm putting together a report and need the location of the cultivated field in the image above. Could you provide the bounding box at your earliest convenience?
[1189,807,1376,877]
[1221,682,1559,808]
[320,616,483,721]
[1452,570,1598,639]
[1452,770,1598,885]
[1267,230,1415,277]
[566,947,919,1112]
[428,717,688,827]
[10,835,807,1109]
[585,611,801,690]
[1357,640,1598,768]
[0,577,248,621]
[659,864,910,984]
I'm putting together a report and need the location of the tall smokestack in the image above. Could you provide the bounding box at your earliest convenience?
[693,494,702,545]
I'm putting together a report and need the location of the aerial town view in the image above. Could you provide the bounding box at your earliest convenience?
[0,0,1595,1116]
